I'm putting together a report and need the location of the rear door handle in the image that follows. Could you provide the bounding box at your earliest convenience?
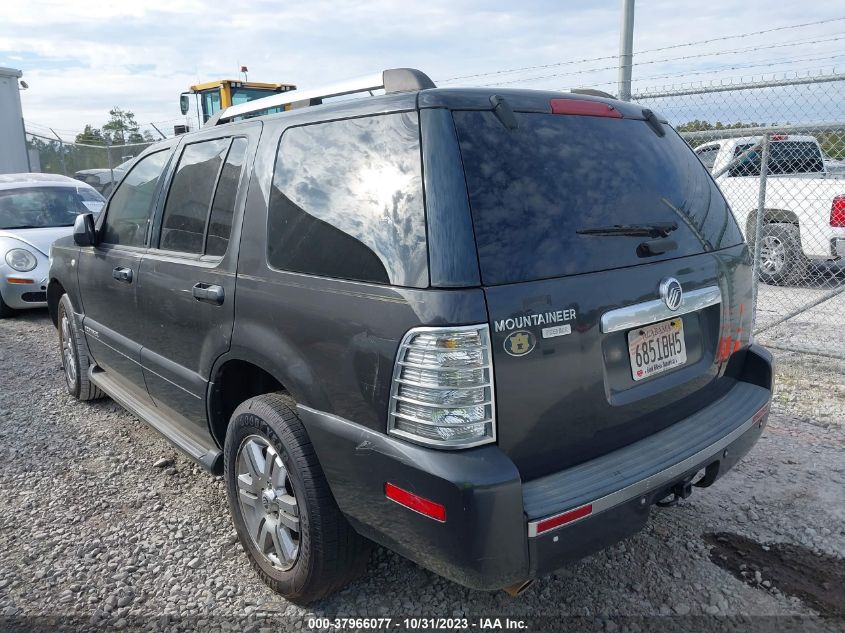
[192,283,224,305]
[112,267,133,283]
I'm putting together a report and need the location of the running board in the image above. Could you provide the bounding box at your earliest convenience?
[89,368,223,474]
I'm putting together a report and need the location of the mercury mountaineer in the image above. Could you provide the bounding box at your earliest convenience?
[47,68,773,602]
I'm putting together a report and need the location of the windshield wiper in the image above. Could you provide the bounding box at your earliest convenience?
[576,222,678,238]
[1,225,41,230]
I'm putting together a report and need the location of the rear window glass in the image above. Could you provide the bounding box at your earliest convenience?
[730,140,824,176]
[453,111,744,285]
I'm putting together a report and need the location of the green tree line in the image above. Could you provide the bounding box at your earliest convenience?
[677,120,845,159]
[27,107,155,176]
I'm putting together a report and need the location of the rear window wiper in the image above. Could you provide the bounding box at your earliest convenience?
[576,222,678,238]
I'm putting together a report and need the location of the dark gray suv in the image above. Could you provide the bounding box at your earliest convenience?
[48,68,773,603]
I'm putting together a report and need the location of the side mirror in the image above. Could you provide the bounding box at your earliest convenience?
[73,213,96,247]
[180,93,190,115]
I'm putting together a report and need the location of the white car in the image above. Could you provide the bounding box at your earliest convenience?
[0,173,105,317]
[694,135,845,285]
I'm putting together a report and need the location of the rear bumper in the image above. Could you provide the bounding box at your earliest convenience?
[300,344,773,590]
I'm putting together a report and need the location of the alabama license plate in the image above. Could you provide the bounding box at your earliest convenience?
[627,318,687,381]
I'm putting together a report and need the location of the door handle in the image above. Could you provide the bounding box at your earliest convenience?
[112,267,133,283]
[192,283,224,305]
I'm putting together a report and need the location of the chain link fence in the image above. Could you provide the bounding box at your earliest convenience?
[20,73,845,363]
[633,73,845,361]
[25,131,154,196]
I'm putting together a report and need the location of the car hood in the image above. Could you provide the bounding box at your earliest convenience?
[0,226,74,257]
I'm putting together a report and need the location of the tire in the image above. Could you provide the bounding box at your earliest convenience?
[224,393,370,604]
[0,292,16,319]
[755,223,808,286]
[57,294,105,401]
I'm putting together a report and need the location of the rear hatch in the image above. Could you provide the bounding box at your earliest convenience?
[452,100,752,480]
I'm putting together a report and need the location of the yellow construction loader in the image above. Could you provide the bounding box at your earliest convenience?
[180,77,296,125]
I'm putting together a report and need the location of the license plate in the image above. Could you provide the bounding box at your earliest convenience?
[627,318,687,381]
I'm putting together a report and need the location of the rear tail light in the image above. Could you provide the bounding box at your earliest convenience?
[388,325,496,449]
[831,195,845,227]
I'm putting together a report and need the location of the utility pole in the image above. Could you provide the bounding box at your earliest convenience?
[617,0,635,101]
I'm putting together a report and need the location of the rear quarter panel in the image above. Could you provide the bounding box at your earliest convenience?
[227,118,489,430]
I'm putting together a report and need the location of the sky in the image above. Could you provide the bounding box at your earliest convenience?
[2,0,844,140]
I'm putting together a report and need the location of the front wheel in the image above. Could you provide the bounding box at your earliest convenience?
[57,294,104,401]
[756,223,807,286]
[224,393,370,604]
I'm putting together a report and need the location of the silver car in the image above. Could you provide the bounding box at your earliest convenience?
[0,173,105,317]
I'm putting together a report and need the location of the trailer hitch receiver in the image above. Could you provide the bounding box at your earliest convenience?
[656,477,694,508]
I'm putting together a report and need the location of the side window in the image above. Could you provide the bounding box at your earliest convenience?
[267,112,427,287]
[100,150,171,247]
[695,145,719,170]
[729,141,825,177]
[201,90,221,123]
[206,138,248,257]
[159,139,229,254]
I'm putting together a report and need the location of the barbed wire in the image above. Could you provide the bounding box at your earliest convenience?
[458,35,845,88]
[437,16,845,83]
[580,53,845,90]
[24,117,191,144]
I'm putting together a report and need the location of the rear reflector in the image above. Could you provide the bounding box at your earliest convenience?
[831,195,845,227]
[535,503,593,535]
[550,99,622,118]
[384,483,446,522]
[752,403,770,425]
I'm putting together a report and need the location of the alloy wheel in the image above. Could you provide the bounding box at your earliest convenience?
[236,435,301,571]
[759,235,787,275]
[60,313,77,387]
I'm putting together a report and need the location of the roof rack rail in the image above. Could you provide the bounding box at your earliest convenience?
[209,67,435,126]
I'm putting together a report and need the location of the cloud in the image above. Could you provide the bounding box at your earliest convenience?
[2,0,843,136]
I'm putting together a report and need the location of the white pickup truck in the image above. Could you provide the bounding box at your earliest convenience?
[694,135,845,284]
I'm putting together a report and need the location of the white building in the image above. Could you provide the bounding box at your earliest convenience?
[0,67,29,174]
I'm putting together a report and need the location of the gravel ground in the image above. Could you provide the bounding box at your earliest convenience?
[1,310,843,632]
[755,271,845,359]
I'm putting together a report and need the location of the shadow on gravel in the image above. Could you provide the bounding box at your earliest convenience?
[705,532,845,617]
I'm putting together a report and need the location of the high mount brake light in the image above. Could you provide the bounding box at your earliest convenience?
[550,99,622,118]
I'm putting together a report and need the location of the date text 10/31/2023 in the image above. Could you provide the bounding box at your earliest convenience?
[306,617,529,630]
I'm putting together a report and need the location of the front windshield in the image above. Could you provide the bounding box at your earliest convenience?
[76,186,107,213]
[0,186,99,229]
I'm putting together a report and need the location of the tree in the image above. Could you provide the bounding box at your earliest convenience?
[102,107,141,145]
[75,124,105,145]
[75,107,154,147]
[676,120,766,147]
